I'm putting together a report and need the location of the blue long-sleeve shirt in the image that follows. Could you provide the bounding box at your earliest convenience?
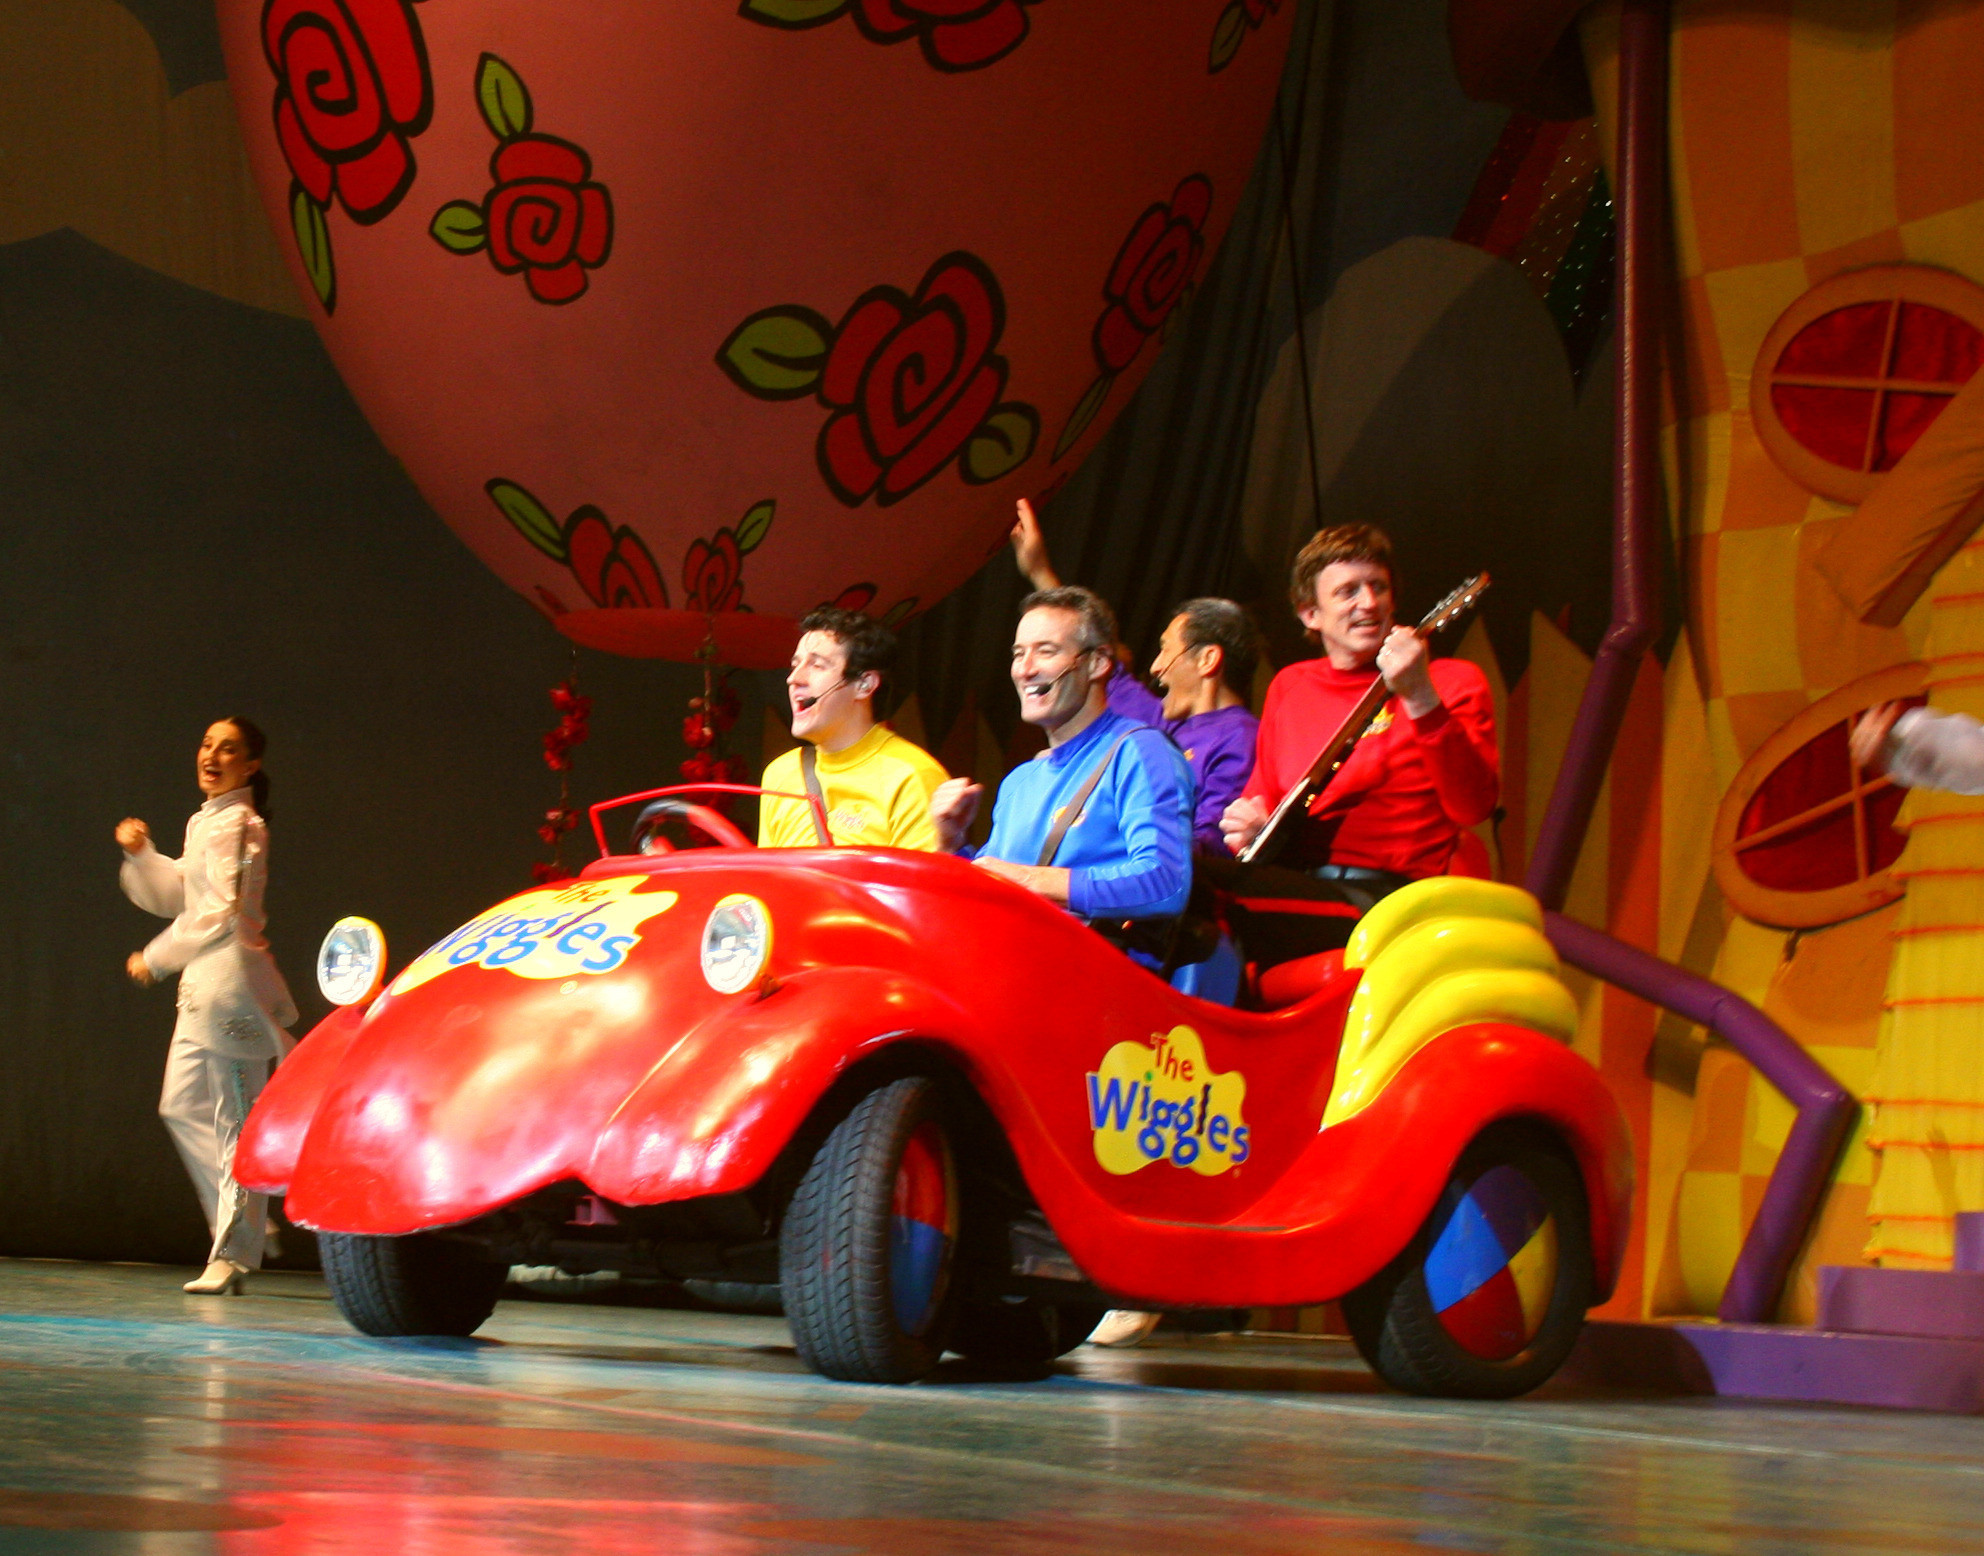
[975,708,1194,920]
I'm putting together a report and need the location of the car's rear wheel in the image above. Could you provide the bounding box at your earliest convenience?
[950,1296,1108,1373]
[319,1231,508,1338]
[1342,1121,1592,1399]
[780,1075,959,1383]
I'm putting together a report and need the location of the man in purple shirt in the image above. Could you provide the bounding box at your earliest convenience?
[1011,500,1260,849]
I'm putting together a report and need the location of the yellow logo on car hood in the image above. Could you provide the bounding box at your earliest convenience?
[1086,1025,1250,1175]
[391,877,679,995]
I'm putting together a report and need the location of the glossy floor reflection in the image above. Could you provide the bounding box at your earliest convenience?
[2,1261,1981,1554]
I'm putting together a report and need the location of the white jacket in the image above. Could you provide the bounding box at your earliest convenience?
[121,788,297,1058]
[1886,707,1984,796]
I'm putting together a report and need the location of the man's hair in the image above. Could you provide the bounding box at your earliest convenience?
[797,605,898,691]
[1289,523,1396,614]
[1173,597,1263,697]
[1019,585,1117,658]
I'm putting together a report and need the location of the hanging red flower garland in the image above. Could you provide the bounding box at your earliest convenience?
[532,674,592,883]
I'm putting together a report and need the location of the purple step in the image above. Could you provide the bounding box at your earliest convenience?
[1956,1210,1984,1274]
[1818,1266,1984,1340]
[1569,1320,1984,1413]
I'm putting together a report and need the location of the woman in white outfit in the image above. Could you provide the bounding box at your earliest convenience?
[117,718,297,1295]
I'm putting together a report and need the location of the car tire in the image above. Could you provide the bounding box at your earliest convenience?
[319,1231,508,1338]
[1342,1121,1593,1400]
[950,1297,1108,1374]
[780,1075,959,1383]
[682,1279,785,1315]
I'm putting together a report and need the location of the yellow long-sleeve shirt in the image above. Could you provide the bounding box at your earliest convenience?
[757,724,949,850]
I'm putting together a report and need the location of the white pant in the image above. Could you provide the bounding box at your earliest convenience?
[158,1025,271,1269]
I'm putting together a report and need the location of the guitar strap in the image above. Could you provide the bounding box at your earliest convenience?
[796,745,835,847]
[1037,733,1134,867]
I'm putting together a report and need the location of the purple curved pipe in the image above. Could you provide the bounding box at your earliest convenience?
[1546,913,1858,1322]
[1513,0,1857,1322]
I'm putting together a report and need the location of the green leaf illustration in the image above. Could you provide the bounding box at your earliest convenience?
[477,53,533,141]
[290,184,335,313]
[1209,2,1248,72]
[962,403,1040,485]
[881,596,918,628]
[735,499,776,553]
[1051,373,1112,463]
[740,0,849,27]
[430,201,489,254]
[715,306,833,399]
[486,478,567,561]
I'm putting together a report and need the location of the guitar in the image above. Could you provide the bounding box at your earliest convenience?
[1237,572,1492,867]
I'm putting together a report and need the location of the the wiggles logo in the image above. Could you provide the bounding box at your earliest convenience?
[390,877,679,995]
[1086,1026,1250,1176]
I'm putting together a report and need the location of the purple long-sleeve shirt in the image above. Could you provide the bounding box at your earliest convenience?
[1107,673,1258,851]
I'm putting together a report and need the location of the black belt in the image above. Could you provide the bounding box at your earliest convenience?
[1309,864,1411,892]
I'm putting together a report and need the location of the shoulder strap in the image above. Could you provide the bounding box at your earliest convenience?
[1037,732,1135,868]
[797,744,834,846]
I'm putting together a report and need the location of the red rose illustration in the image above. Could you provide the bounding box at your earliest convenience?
[1092,175,1213,374]
[483,135,614,304]
[262,0,432,223]
[827,584,878,613]
[684,531,746,613]
[564,507,668,608]
[818,253,1011,505]
[850,0,1038,71]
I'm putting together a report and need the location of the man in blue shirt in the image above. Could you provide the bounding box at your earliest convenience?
[929,586,1193,925]
[1009,498,1259,851]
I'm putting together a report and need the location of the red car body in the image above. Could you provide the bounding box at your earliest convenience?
[241,838,1631,1313]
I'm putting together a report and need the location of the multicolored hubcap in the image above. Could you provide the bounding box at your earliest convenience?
[1423,1164,1558,1361]
[889,1120,956,1337]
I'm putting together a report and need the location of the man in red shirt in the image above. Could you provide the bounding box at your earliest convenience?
[1216,523,1498,961]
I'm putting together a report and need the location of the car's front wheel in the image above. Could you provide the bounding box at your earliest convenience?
[1342,1121,1593,1399]
[319,1231,508,1338]
[780,1075,959,1383]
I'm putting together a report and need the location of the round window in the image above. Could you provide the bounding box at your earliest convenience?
[1751,266,1984,505]
[1712,662,1929,929]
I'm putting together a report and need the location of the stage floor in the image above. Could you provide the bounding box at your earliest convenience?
[1,1260,1980,1553]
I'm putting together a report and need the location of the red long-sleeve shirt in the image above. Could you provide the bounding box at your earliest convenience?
[1241,657,1499,878]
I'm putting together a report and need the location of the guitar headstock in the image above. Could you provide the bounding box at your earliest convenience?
[1415,572,1491,637]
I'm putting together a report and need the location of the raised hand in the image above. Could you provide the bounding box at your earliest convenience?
[1009,498,1060,591]
[1851,701,1906,772]
[115,817,150,853]
[930,776,984,853]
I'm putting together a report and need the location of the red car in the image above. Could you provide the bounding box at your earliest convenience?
[241,785,1632,1397]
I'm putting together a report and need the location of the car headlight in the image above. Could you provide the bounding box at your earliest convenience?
[701,894,771,994]
[318,916,387,1006]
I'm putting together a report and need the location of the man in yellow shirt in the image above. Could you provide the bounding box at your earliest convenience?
[759,606,950,850]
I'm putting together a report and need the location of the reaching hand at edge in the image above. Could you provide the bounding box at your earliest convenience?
[1010,498,1061,592]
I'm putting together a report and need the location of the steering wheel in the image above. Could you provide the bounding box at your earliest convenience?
[631,797,755,854]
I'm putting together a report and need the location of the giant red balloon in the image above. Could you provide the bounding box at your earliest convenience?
[217,1,1293,665]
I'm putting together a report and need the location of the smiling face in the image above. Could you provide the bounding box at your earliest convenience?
[1150,612,1219,722]
[787,629,874,748]
[1011,606,1104,733]
[196,721,260,799]
[1298,559,1395,669]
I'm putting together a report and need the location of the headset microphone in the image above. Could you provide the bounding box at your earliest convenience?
[795,678,847,712]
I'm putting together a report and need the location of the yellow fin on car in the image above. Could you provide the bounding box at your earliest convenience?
[1326,879,1574,1129]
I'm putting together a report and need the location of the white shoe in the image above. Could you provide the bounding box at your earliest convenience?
[1086,1310,1162,1348]
[264,1221,284,1262]
[183,1260,247,1295]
